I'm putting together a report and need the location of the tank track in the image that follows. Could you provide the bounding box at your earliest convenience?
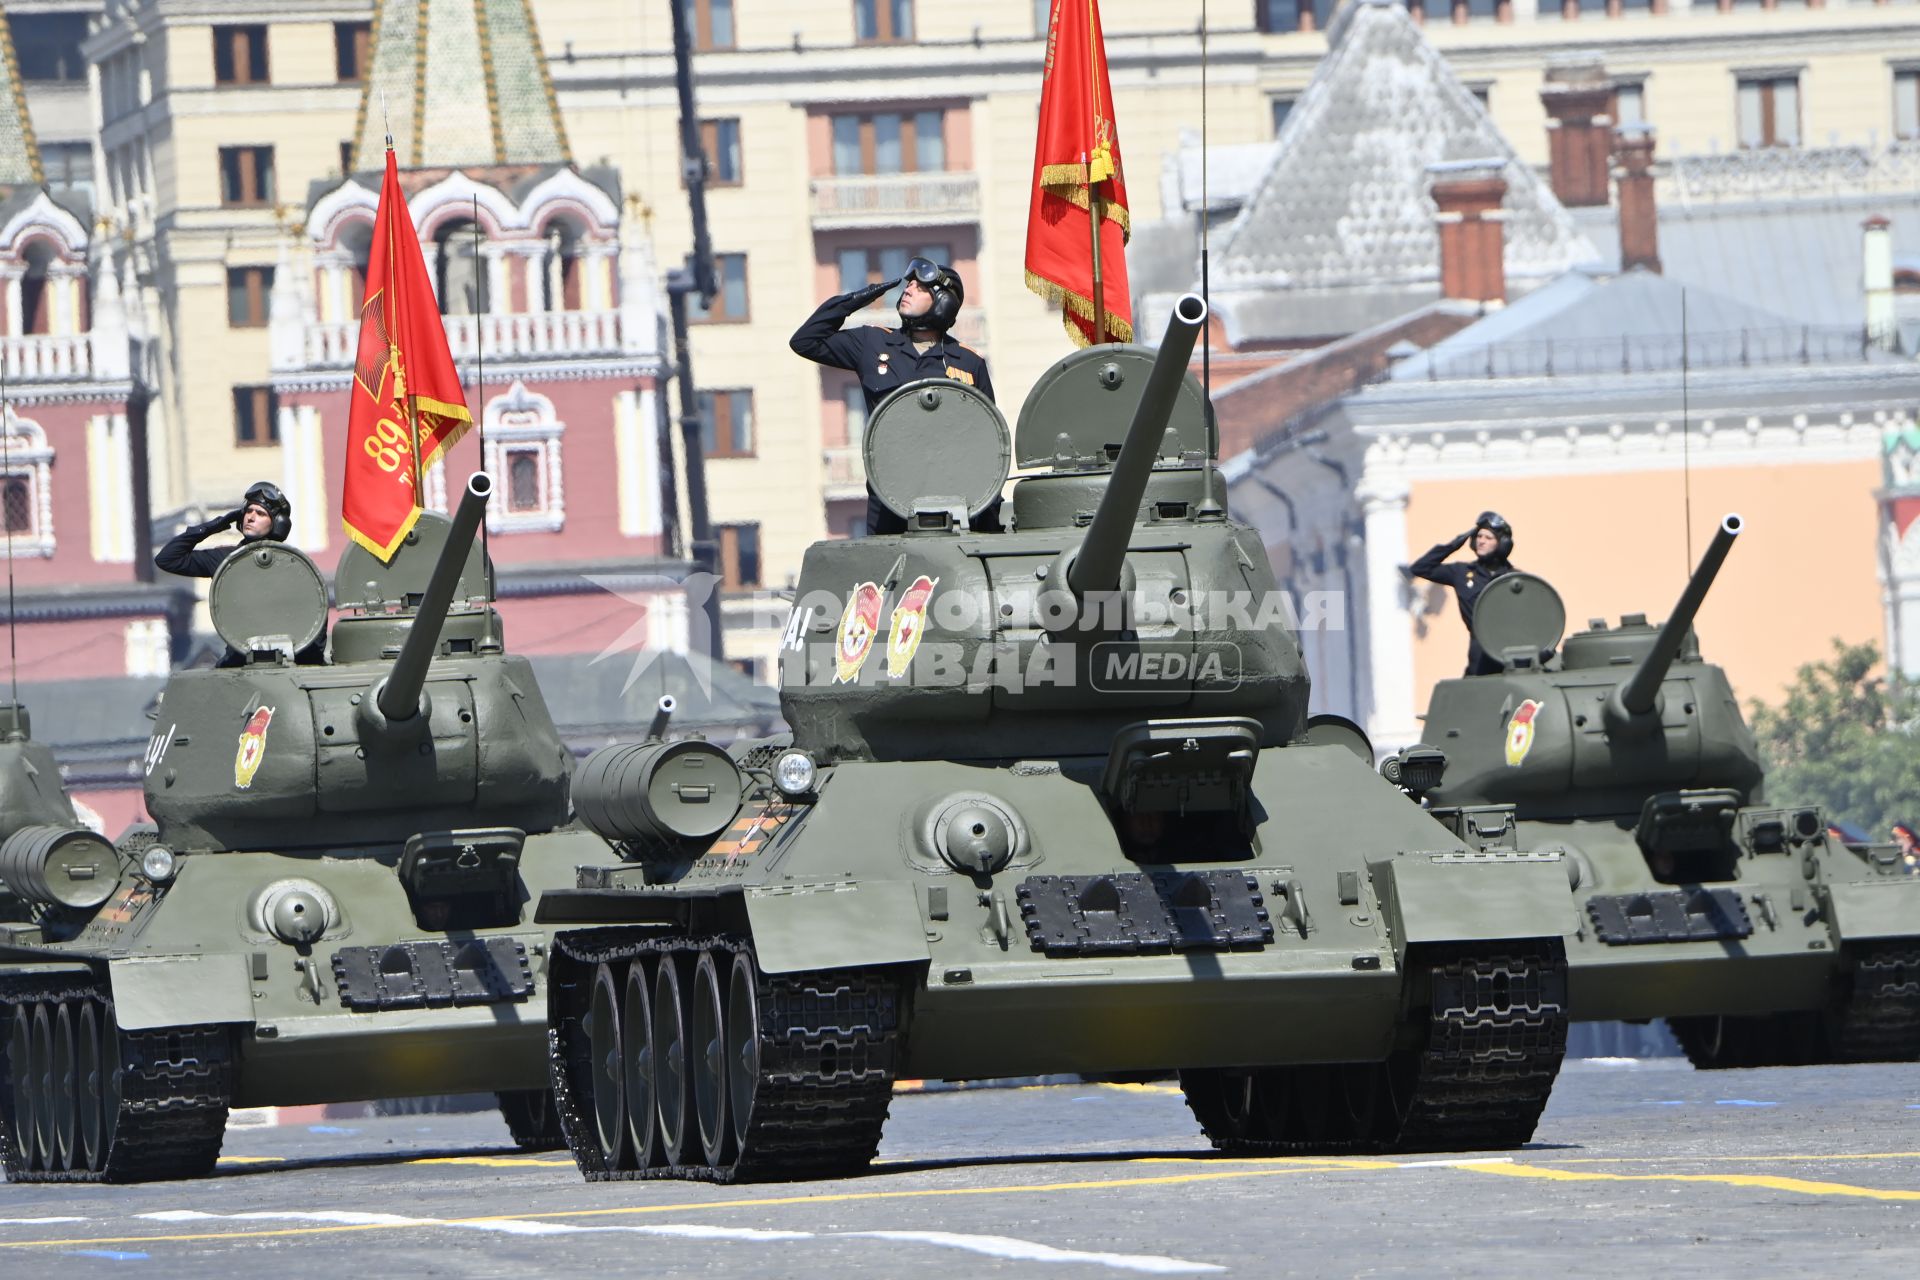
[1182,943,1568,1156]
[1668,943,1920,1070]
[548,929,903,1184]
[0,971,232,1184]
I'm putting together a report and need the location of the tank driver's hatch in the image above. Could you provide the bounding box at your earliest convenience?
[863,378,1012,523]
[1470,572,1566,671]
[1014,343,1214,467]
[209,542,330,660]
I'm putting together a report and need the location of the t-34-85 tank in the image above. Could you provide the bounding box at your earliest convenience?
[0,473,633,1181]
[1417,515,1920,1067]
[0,704,115,928]
[538,296,1578,1184]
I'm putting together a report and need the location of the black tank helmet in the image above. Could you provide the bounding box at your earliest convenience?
[1474,510,1513,562]
[244,480,292,542]
[902,256,964,333]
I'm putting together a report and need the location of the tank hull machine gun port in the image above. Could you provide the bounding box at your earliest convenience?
[536,297,1578,1184]
[0,473,644,1182]
[1418,513,1920,1069]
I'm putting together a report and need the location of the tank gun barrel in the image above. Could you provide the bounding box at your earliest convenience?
[1063,294,1209,600]
[377,472,493,723]
[1611,512,1741,726]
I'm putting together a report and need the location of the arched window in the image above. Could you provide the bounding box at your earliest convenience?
[434,218,489,316]
[507,450,541,511]
[20,240,55,335]
[340,222,373,311]
[2,477,29,533]
[542,220,583,312]
[479,380,565,533]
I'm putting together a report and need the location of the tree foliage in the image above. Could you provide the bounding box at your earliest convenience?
[1748,640,1920,839]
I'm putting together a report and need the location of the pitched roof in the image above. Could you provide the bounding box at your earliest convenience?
[350,0,572,171]
[1386,266,1897,382]
[1212,0,1596,294]
[0,2,42,188]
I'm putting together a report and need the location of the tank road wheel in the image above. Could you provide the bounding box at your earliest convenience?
[75,1001,104,1173]
[95,1002,120,1168]
[652,953,694,1169]
[1336,1060,1400,1146]
[586,963,629,1169]
[1286,1064,1339,1147]
[691,951,732,1169]
[1179,1068,1269,1150]
[1669,1014,1756,1069]
[28,1002,51,1169]
[497,1089,567,1151]
[725,950,762,1156]
[5,1003,30,1170]
[621,959,658,1169]
[50,1003,75,1172]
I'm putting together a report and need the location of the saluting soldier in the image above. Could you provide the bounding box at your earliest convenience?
[1409,511,1521,676]
[790,257,998,534]
[155,481,323,666]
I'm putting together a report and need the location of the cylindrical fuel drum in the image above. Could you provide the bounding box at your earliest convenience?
[573,740,743,848]
[0,825,120,910]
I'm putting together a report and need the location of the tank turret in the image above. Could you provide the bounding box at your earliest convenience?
[1423,512,1760,822]
[780,292,1308,765]
[143,470,570,850]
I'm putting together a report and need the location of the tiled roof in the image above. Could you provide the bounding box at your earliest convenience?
[0,2,41,188]
[1212,0,1596,293]
[352,0,572,171]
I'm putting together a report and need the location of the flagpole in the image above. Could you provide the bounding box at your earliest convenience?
[1085,0,1105,344]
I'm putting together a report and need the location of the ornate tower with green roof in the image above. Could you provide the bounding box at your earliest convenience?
[347,0,571,173]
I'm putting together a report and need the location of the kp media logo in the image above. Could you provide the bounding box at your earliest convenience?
[1089,641,1244,692]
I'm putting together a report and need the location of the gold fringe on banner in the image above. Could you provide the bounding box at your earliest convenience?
[1037,176,1133,238]
[1024,269,1136,348]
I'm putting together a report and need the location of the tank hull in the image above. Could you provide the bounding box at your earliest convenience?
[1516,815,1920,1057]
[0,827,618,1181]
[540,744,1577,1181]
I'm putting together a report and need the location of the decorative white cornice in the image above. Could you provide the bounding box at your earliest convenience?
[0,193,88,257]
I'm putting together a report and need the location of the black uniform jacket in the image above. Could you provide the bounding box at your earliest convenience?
[790,284,998,534]
[155,517,325,666]
[1410,533,1521,676]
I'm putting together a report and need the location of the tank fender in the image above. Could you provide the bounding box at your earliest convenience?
[109,954,256,1031]
[1369,855,1575,957]
[744,881,930,976]
[1822,880,1920,943]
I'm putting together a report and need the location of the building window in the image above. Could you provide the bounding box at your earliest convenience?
[1,477,29,534]
[213,25,269,86]
[219,146,276,206]
[1736,74,1800,148]
[340,140,355,175]
[1617,81,1647,127]
[836,243,951,308]
[1897,69,1920,141]
[1468,83,1492,111]
[1271,96,1296,136]
[702,119,742,185]
[506,449,543,512]
[717,523,761,589]
[829,110,946,175]
[689,253,749,323]
[683,0,735,50]
[699,390,754,459]
[855,0,914,43]
[8,13,87,82]
[1255,0,1292,32]
[226,266,274,328]
[474,380,567,533]
[335,22,371,82]
[1034,0,1053,33]
[435,219,489,315]
[233,386,280,447]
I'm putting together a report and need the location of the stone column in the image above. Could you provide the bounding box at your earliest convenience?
[1357,473,1421,750]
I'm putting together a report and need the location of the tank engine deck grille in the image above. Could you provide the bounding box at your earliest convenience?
[331,937,535,1010]
[1586,888,1752,946]
[1016,871,1274,957]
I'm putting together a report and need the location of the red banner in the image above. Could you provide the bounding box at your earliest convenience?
[342,149,473,561]
[1025,0,1132,346]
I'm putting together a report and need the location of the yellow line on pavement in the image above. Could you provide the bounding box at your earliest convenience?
[1545,1151,1920,1167]
[212,1157,284,1165]
[1462,1162,1920,1202]
[408,1155,577,1168]
[0,1162,1396,1251]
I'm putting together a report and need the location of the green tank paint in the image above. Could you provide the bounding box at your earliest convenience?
[0,472,644,1182]
[1418,513,1920,1066]
[536,297,1578,1184]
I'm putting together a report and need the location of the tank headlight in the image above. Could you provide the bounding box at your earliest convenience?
[140,844,177,885]
[773,749,817,799]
